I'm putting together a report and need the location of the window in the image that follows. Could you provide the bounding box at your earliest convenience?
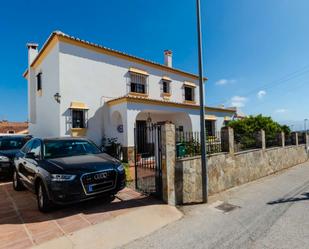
[130,73,147,94]
[0,137,28,150]
[72,110,85,128]
[162,81,170,94]
[205,120,215,136]
[43,139,101,159]
[21,140,34,153]
[29,139,41,158]
[36,72,42,91]
[7,130,15,134]
[184,86,194,101]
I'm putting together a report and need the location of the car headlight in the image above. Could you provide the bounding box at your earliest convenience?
[117,164,125,172]
[0,156,10,162]
[51,174,76,182]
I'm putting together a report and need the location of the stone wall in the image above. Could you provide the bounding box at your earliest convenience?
[175,145,308,204]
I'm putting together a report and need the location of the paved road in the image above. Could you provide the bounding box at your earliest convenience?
[122,162,309,249]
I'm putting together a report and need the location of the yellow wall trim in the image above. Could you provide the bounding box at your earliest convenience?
[128,92,149,98]
[205,115,217,120]
[71,128,87,137]
[162,76,172,81]
[107,96,199,110]
[183,81,197,88]
[129,67,149,76]
[69,101,89,110]
[107,96,237,114]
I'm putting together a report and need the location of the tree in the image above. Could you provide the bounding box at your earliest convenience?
[227,115,291,148]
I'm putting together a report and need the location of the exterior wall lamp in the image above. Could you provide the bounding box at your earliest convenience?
[54,93,61,103]
[147,113,152,124]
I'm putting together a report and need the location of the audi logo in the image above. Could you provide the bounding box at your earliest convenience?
[94,172,108,180]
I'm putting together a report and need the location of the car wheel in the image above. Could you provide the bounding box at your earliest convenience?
[37,182,52,212]
[12,170,25,191]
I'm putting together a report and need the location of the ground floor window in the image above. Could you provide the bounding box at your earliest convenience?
[72,109,86,128]
[205,120,215,136]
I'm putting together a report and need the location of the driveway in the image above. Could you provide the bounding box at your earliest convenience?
[122,161,309,249]
[0,182,161,249]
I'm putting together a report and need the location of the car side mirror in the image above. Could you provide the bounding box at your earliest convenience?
[25,152,36,160]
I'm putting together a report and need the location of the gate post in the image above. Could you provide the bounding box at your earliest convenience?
[161,123,176,205]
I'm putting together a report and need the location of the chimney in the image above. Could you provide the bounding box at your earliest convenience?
[27,43,39,66]
[164,50,172,67]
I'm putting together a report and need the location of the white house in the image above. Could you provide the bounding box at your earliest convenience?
[23,31,236,162]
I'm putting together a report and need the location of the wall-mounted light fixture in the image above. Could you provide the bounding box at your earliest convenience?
[146,113,152,124]
[54,93,61,103]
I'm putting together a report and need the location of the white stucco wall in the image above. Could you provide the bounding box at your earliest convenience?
[206,110,235,133]
[28,44,60,137]
[58,41,200,146]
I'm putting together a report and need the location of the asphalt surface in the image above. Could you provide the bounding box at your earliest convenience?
[122,161,309,249]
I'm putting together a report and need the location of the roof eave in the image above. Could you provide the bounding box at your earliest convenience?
[23,31,207,81]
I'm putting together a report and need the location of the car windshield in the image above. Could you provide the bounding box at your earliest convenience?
[43,139,101,159]
[0,136,29,150]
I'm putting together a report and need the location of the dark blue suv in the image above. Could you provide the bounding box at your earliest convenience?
[13,137,126,212]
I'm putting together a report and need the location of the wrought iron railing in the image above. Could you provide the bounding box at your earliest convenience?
[175,131,222,159]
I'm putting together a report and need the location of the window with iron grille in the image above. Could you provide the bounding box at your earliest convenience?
[184,86,194,101]
[162,80,170,94]
[72,110,85,128]
[36,72,42,91]
[130,73,147,94]
[205,120,215,136]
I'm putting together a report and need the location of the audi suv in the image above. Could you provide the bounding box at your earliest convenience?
[13,137,126,212]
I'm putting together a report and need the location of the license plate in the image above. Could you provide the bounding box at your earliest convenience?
[88,185,93,192]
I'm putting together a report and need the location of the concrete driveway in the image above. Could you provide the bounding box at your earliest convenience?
[0,182,167,249]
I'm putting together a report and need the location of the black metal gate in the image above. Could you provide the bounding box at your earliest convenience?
[134,124,162,198]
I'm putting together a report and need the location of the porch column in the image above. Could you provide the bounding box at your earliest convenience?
[161,123,176,205]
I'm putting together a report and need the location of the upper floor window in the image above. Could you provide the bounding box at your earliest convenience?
[36,72,42,91]
[184,86,194,101]
[162,80,170,94]
[130,73,147,94]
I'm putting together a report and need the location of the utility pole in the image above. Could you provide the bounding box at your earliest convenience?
[196,0,208,203]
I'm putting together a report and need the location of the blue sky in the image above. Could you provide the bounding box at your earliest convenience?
[1,0,309,129]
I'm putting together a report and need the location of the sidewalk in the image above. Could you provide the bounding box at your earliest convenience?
[32,204,182,249]
[0,184,182,249]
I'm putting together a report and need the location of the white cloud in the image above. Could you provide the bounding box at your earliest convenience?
[231,96,248,108]
[275,108,288,113]
[257,90,266,99]
[215,78,236,86]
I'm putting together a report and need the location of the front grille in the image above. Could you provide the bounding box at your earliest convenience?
[80,170,117,195]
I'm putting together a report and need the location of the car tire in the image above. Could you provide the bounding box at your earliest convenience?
[13,170,25,191]
[37,182,52,213]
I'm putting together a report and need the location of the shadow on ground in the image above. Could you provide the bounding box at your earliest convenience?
[267,192,309,205]
[0,182,161,225]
